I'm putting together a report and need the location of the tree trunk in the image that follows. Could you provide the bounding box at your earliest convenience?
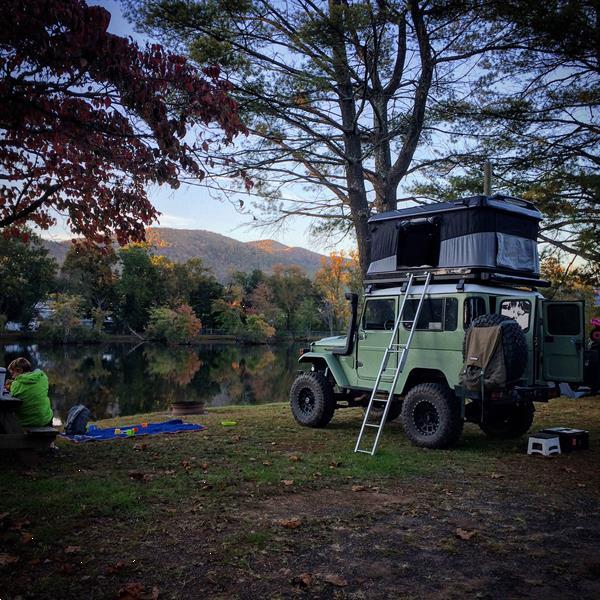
[330,0,371,276]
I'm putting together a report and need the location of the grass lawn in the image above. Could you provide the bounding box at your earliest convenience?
[1,396,600,599]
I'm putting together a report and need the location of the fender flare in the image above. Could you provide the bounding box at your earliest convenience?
[299,352,349,388]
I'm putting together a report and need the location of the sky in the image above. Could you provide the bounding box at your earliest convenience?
[44,0,351,253]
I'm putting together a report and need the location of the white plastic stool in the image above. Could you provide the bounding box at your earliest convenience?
[527,433,561,457]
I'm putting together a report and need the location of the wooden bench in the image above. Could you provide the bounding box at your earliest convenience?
[0,427,58,450]
[0,397,58,465]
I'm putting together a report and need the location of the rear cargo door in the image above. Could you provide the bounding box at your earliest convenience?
[542,301,584,382]
[356,296,397,382]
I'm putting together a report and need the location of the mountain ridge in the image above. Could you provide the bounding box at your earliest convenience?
[41,228,327,281]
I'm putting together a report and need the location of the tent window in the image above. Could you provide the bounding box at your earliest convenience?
[397,221,440,268]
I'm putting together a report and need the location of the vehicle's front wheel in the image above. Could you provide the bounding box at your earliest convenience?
[401,383,463,449]
[290,372,335,428]
[479,401,534,438]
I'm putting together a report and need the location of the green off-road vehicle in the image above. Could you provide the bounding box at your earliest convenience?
[290,195,599,452]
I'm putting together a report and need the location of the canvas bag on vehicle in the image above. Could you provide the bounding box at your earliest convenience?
[460,325,508,391]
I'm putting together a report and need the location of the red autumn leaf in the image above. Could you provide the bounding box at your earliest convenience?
[0,0,247,244]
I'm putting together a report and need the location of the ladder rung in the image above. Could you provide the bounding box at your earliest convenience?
[356,449,372,454]
[372,397,389,402]
[364,424,380,428]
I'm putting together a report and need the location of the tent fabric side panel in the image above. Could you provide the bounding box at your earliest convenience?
[368,221,398,275]
[496,234,540,274]
[438,232,497,269]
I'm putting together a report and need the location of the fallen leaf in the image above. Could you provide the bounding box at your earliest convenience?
[262,461,272,466]
[58,562,75,574]
[201,462,209,470]
[19,531,33,545]
[118,582,159,600]
[289,455,302,462]
[276,518,302,529]
[563,467,576,473]
[181,460,191,468]
[455,528,477,540]
[0,553,19,566]
[106,560,126,575]
[292,573,313,586]
[133,443,148,451]
[128,471,152,482]
[64,545,81,554]
[10,518,31,531]
[321,573,348,587]
[490,473,504,479]
[330,461,342,468]
[351,485,366,492]
[282,480,294,486]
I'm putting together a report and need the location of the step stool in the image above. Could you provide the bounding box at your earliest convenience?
[527,433,561,457]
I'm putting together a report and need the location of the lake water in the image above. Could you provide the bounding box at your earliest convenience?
[1,341,303,422]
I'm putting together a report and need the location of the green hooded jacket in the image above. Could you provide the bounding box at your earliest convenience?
[10,370,53,427]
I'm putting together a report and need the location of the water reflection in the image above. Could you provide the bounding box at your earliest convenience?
[1,342,300,420]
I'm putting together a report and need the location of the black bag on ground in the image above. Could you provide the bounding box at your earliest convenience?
[65,404,91,435]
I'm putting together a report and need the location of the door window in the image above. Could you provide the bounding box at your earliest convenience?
[500,299,531,331]
[546,304,581,335]
[362,298,396,331]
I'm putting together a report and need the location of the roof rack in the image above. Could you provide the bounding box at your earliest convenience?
[364,266,550,291]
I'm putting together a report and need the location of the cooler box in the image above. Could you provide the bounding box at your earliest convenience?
[541,427,589,452]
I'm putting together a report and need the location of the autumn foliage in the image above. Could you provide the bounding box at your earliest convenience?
[0,0,246,243]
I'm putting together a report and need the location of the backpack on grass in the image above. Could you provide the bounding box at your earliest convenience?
[65,404,91,435]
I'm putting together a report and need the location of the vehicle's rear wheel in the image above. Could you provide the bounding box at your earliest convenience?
[290,371,335,428]
[479,401,535,438]
[401,383,463,449]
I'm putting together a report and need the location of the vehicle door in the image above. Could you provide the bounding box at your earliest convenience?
[356,296,397,382]
[541,301,584,382]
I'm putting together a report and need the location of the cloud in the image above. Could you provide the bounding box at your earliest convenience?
[154,213,199,228]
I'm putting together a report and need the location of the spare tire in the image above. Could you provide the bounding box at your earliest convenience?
[464,314,527,382]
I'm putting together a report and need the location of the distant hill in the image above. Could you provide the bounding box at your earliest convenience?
[42,228,327,281]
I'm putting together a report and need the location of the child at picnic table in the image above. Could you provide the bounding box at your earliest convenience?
[6,358,53,427]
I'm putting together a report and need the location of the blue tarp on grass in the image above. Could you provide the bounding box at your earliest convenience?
[61,419,205,442]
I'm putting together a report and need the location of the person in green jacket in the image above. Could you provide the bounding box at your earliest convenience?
[7,358,53,427]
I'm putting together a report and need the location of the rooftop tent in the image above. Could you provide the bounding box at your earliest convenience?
[367,195,542,278]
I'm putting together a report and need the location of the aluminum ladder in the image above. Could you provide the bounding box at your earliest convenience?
[354,272,432,455]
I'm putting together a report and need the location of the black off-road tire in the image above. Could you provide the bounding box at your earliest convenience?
[479,401,535,438]
[464,314,527,382]
[401,383,463,449]
[290,372,335,428]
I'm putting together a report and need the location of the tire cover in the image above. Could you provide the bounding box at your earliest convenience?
[464,314,527,382]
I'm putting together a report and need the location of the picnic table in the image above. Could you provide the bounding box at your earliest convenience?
[0,394,58,465]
